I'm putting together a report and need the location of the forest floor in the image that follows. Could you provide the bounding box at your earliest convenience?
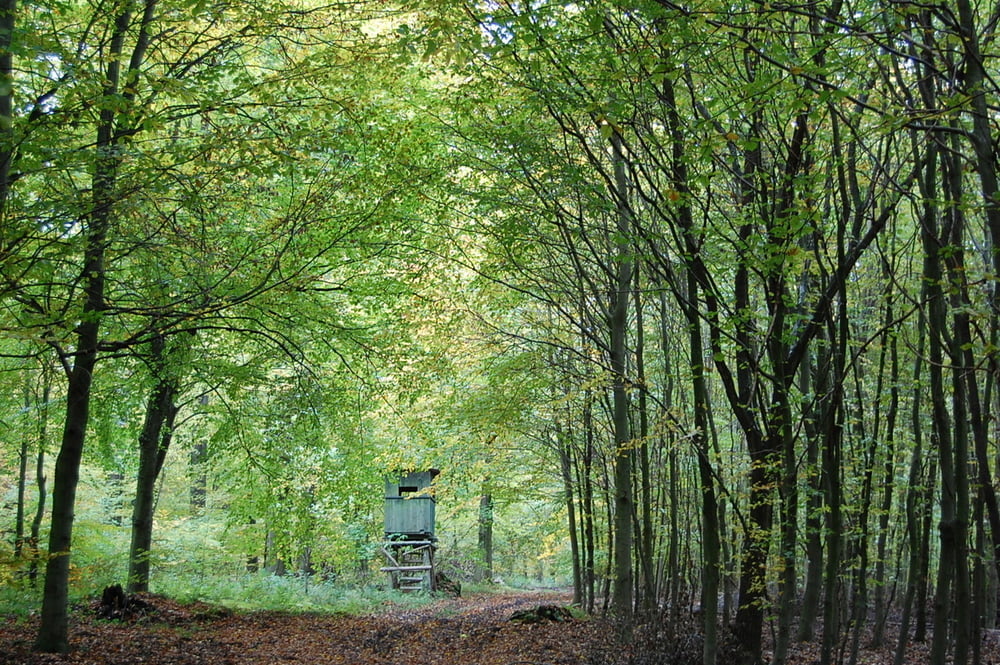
[0,588,983,665]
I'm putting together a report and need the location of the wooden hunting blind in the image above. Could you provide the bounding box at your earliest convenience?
[380,469,439,592]
[383,469,438,537]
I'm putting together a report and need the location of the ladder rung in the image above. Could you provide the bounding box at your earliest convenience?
[380,565,433,572]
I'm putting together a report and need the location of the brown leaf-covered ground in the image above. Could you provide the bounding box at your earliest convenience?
[2,590,620,665]
[3,590,994,665]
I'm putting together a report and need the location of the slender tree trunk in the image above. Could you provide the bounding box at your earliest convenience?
[15,379,30,558]
[659,290,683,620]
[28,442,46,585]
[872,285,900,647]
[772,338,797,665]
[5,0,27,570]
[897,101,937,656]
[847,387,876,665]
[34,117,118,647]
[189,395,209,511]
[582,389,596,613]
[633,271,656,611]
[974,496,986,665]
[478,492,494,582]
[685,266,720,665]
[894,336,926,665]
[0,0,17,212]
[23,364,50,584]
[658,71,721,661]
[190,437,207,512]
[820,185,850,665]
[668,418,682,617]
[609,127,634,621]
[819,355,845,665]
[765,115,807,662]
[915,454,936,643]
[602,452,614,613]
[798,343,824,642]
[127,334,182,593]
[559,419,583,604]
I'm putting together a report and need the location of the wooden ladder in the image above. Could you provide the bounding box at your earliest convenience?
[381,540,435,592]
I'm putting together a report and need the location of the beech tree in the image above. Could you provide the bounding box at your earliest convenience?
[0,0,428,651]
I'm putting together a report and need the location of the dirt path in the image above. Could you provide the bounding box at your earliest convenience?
[377,587,575,621]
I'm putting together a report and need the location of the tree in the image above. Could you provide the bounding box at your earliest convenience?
[0,0,425,650]
[126,331,186,593]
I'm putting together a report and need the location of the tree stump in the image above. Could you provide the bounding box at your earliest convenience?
[96,584,154,621]
[509,604,574,623]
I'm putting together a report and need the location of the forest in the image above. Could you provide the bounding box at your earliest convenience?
[2,1,1000,664]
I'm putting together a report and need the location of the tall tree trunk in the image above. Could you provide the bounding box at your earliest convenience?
[974,496,987,665]
[601,452,614,613]
[915,453,936,643]
[730,114,781,665]
[897,93,938,656]
[923,138,957,665]
[933,131,972,665]
[34,228,107,653]
[35,0,157,648]
[609,127,634,621]
[771,305,797,665]
[659,71,721,662]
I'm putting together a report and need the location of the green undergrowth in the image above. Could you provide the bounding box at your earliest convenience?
[1,571,442,621]
[157,571,437,614]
